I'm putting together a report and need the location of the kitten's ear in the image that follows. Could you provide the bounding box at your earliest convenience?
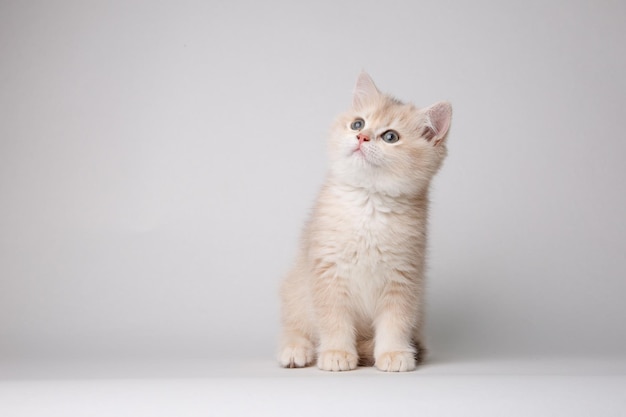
[353,71,381,110]
[421,101,452,146]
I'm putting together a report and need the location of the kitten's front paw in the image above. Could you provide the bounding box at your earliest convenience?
[318,350,358,372]
[375,351,416,372]
[280,344,315,368]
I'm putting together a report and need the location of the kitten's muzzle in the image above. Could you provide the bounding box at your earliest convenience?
[357,133,370,144]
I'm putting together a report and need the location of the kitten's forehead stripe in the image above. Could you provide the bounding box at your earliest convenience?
[361,97,422,135]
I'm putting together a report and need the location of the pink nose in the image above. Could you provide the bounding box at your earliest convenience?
[357,133,370,144]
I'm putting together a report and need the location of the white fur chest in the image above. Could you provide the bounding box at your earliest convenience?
[313,185,417,317]
[336,189,393,268]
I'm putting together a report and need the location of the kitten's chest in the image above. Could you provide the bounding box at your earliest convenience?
[310,188,424,315]
[330,193,414,313]
[326,191,412,270]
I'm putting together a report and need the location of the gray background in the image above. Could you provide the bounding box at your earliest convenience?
[1,0,625,364]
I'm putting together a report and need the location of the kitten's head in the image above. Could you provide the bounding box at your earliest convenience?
[328,72,452,196]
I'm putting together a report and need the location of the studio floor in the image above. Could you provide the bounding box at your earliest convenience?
[2,355,625,416]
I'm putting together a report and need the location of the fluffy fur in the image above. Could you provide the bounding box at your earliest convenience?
[279,72,452,372]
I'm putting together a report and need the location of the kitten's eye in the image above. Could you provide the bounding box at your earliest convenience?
[381,130,400,143]
[350,118,365,131]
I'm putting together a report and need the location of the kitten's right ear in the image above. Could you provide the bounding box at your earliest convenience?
[421,101,452,146]
[353,71,381,110]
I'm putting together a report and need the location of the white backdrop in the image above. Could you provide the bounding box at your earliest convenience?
[1,0,625,363]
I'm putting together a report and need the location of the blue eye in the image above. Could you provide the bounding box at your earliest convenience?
[350,118,365,130]
[381,130,400,143]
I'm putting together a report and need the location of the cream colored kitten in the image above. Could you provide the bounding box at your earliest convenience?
[279,72,452,372]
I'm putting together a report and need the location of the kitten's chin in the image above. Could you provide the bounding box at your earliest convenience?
[350,148,367,161]
[348,147,380,167]
[330,159,425,197]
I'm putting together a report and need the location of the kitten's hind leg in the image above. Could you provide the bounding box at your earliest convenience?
[278,264,316,368]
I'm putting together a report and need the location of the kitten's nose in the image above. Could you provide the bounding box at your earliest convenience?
[357,133,370,144]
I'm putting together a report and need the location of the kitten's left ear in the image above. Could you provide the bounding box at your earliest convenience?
[353,71,381,110]
[421,101,452,146]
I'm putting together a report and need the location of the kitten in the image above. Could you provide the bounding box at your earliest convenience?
[279,72,452,372]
